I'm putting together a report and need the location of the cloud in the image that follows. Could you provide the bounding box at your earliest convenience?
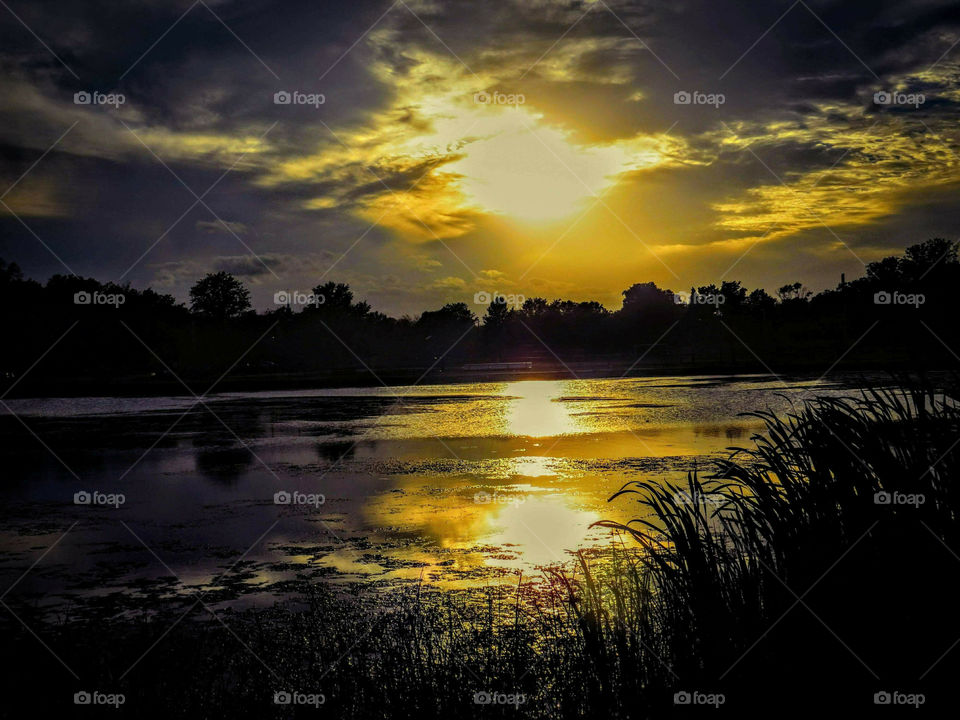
[196,220,249,235]
[0,177,70,218]
[707,103,960,243]
[213,255,277,278]
[429,276,468,291]
[479,269,506,281]
[149,252,337,288]
[3,0,960,312]
[416,257,443,272]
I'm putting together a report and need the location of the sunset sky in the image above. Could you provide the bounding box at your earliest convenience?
[1,0,959,314]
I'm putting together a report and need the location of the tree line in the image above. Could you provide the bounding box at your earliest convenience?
[1,238,958,393]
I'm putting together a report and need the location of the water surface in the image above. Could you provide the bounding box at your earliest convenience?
[0,374,869,616]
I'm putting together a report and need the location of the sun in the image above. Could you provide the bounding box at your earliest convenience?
[315,53,671,235]
[447,108,632,222]
[348,99,641,236]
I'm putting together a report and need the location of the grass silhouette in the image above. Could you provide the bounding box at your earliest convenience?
[3,379,958,717]
[587,378,960,713]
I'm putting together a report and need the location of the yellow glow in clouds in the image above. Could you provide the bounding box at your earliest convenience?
[450,107,631,222]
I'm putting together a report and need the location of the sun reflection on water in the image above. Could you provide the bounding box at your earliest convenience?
[480,495,601,567]
[506,456,557,478]
[504,380,581,437]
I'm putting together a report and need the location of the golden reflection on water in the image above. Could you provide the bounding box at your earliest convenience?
[507,456,556,478]
[504,380,581,437]
[341,381,608,580]
[480,495,601,567]
[350,473,604,583]
[308,380,769,585]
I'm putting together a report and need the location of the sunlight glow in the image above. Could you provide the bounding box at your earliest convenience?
[297,50,669,232]
[482,496,600,566]
[504,380,580,437]
[447,111,631,221]
[508,456,557,477]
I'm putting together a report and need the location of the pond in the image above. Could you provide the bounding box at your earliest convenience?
[0,373,873,617]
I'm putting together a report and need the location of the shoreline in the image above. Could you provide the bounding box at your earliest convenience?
[1,359,933,399]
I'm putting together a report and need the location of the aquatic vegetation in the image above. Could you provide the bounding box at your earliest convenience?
[4,381,958,716]
[591,381,960,712]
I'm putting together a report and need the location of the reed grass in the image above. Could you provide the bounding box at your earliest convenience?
[4,381,959,717]
[589,381,960,713]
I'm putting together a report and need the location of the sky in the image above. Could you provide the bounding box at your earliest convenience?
[1,0,959,315]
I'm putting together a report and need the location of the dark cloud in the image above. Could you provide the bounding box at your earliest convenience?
[2,0,959,313]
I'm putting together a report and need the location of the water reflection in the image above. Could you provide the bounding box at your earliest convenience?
[195,446,254,483]
[504,380,580,437]
[507,456,557,478]
[481,496,601,567]
[0,374,859,612]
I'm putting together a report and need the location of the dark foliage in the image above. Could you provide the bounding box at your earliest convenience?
[1,239,958,393]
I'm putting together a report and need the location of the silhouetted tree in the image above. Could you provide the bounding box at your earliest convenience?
[189,272,251,319]
[777,282,811,302]
[721,280,747,307]
[622,281,676,310]
[519,297,549,318]
[418,303,476,330]
[301,281,372,320]
[483,300,511,328]
[0,259,23,283]
[314,281,353,308]
[3,236,960,392]
[746,288,776,309]
[619,282,680,340]
[902,238,956,279]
